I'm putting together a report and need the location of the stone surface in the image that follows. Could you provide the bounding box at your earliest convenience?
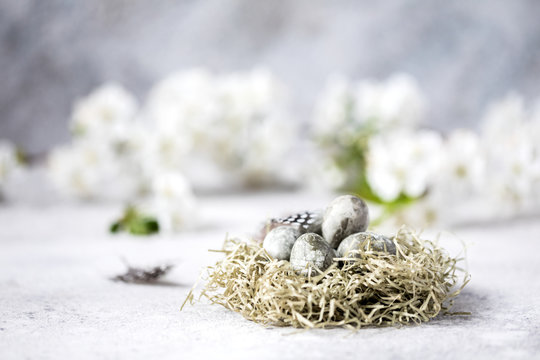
[336,231,396,258]
[1,190,540,359]
[322,195,369,249]
[263,225,300,260]
[289,233,336,276]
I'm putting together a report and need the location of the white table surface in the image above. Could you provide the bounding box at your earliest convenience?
[1,192,539,360]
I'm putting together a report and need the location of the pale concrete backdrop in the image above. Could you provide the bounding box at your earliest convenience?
[1,0,540,154]
[2,192,540,359]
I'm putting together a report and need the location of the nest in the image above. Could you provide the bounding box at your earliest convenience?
[183,227,469,329]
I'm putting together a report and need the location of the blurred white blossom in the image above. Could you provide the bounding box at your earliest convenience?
[314,73,426,137]
[146,172,197,232]
[236,118,296,185]
[311,73,430,203]
[144,68,296,188]
[481,94,527,142]
[480,94,540,208]
[369,94,540,227]
[138,130,191,178]
[365,130,443,202]
[48,140,142,201]
[355,74,426,131]
[71,83,137,141]
[51,68,296,204]
[313,75,352,136]
[145,69,216,140]
[43,69,540,231]
[437,129,486,197]
[49,84,148,201]
[373,196,442,232]
[306,155,347,192]
[48,142,103,199]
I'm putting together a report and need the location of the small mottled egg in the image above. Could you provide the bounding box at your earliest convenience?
[263,226,301,260]
[322,195,370,249]
[290,233,336,276]
[336,232,396,258]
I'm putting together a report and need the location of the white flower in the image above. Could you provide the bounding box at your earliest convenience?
[305,155,346,192]
[397,196,442,229]
[143,67,294,187]
[71,83,137,140]
[147,172,197,232]
[238,117,297,185]
[484,137,539,206]
[481,93,527,142]
[218,68,284,122]
[366,130,443,202]
[0,140,19,189]
[211,69,290,181]
[438,129,485,196]
[145,69,216,137]
[312,74,427,195]
[313,73,426,138]
[354,73,426,131]
[51,83,146,201]
[313,75,353,136]
[48,139,142,201]
[480,94,540,207]
[138,130,192,179]
[51,68,295,202]
[368,194,444,233]
[48,142,104,199]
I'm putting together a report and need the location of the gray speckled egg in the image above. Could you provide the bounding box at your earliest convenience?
[322,195,369,249]
[336,232,396,258]
[263,226,301,260]
[290,233,336,276]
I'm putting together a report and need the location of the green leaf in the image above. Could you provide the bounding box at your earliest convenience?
[110,222,122,233]
[128,217,160,236]
[109,206,160,236]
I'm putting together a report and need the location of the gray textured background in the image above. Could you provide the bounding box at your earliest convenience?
[1,0,540,154]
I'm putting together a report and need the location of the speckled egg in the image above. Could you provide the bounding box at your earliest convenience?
[263,226,301,260]
[289,233,336,276]
[336,232,396,258]
[322,195,370,249]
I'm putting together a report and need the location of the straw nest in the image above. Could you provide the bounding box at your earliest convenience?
[183,226,469,329]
